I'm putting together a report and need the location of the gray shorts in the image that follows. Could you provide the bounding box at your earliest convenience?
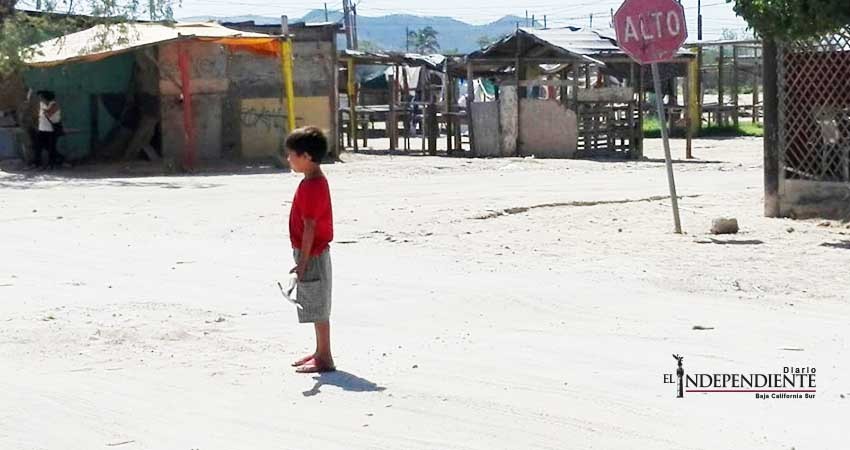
[293,248,332,323]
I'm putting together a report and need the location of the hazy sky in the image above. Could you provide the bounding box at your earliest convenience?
[173,0,749,40]
[18,0,751,41]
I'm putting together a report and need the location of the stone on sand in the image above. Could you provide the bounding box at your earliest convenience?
[711,217,739,235]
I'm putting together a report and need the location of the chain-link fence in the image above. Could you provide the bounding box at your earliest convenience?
[778,28,850,182]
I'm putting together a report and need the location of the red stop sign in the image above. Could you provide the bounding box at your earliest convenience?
[613,0,687,64]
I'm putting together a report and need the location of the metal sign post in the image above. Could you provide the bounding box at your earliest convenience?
[614,0,688,234]
[652,63,682,233]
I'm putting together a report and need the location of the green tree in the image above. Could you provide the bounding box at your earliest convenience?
[406,26,440,54]
[728,0,850,39]
[0,0,174,74]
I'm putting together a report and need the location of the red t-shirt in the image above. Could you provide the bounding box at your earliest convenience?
[289,176,334,255]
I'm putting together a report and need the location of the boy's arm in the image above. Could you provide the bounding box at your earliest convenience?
[294,218,316,279]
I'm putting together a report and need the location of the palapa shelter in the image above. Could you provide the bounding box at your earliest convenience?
[464,26,694,159]
[337,49,449,153]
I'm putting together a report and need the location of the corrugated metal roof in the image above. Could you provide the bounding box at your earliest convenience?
[471,26,692,62]
[340,49,446,69]
[26,22,273,66]
[520,27,621,56]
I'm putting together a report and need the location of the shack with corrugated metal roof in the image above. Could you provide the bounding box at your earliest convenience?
[463,26,694,159]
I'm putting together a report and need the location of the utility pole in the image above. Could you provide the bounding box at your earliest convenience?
[589,14,593,29]
[324,2,329,22]
[525,10,528,27]
[531,14,535,28]
[405,26,409,52]
[352,2,359,49]
[342,0,353,49]
[543,15,547,29]
[697,0,703,40]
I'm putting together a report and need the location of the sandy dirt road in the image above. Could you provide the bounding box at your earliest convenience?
[1,137,848,449]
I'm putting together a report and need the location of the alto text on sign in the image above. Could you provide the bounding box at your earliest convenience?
[613,0,688,65]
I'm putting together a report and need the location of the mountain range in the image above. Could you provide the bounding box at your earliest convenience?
[182,10,543,53]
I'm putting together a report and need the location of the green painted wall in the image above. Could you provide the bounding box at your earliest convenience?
[24,53,135,160]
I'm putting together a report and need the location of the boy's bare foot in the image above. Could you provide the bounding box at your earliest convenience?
[295,356,335,373]
[292,353,316,367]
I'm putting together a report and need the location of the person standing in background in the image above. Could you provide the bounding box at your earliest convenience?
[33,90,63,170]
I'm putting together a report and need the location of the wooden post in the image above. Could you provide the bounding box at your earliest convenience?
[466,62,476,156]
[453,76,461,150]
[636,64,645,158]
[732,45,739,128]
[684,60,693,159]
[427,102,438,155]
[329,25,339,158]
[571,63,583,151]
[762,38,780,217]
[687,57,700,158]
[420,74,427,152]
[280,16,297,135]
[177,45,195,171]
[402,66,411,151]
[445,72,454,152]
[752,46,760,124]
[696,46,704,126]
[347,59,358,152]
[717,45,725,126]
[361,86,367,149]
[628,63,637,157]
[388,73,397,151]
[515,32,523,156]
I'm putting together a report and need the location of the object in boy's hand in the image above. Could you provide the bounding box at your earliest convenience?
[277,273,303,309]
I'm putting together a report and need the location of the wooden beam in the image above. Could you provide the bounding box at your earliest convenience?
[636,64,644,158]
[453,76,462,150]
[687,56,700,154]
[732,45,739,127]
[685,60,693,159]
[177,45,195,171]
[466,57,599,65]
[571,64,579,110]
[388,73,397,151]
[466,62,476,156]
[515,32,522,157]
[695,47,704,129]
[752,47,760,124]
[281,37,297,134]
[427,102,438,155]
[444,72,453,151]
[347,59,358,152]
[762,39,779,217]
[717,45,725,126]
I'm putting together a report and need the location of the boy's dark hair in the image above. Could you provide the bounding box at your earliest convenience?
[285,126,328,163]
